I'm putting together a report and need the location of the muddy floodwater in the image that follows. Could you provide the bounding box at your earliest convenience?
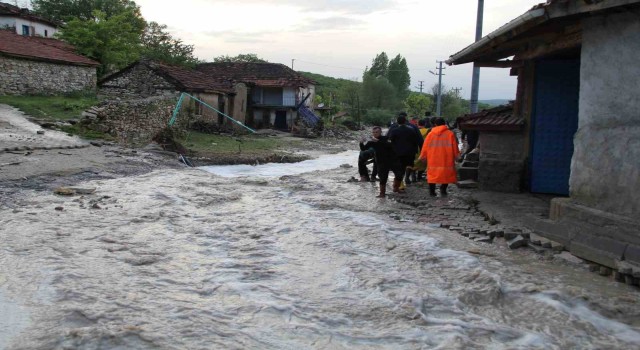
[1,152,640,349]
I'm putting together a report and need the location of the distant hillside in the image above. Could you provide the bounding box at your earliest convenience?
[298,71,361,102]
[479,99,510,107]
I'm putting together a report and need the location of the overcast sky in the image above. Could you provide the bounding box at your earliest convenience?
[134,0,542,100]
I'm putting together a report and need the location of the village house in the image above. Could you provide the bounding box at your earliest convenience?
[0,2,58,37]
[98,60,245,126]
[447,0,640,275]
[0,29,98,95]
[196,62,319,130]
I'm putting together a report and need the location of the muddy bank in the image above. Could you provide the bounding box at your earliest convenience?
[190,152,310,166]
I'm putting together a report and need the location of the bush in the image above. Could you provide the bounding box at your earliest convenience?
[341,119,359,131]
[363,108,394,126]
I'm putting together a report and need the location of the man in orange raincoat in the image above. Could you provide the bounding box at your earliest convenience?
[419,117,460,196]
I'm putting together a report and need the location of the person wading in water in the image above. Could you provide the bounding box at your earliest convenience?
[419,117,460,196]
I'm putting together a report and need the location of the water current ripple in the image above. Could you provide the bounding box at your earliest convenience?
[0,155,639,349]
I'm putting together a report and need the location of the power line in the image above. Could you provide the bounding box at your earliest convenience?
[293,59,431,72]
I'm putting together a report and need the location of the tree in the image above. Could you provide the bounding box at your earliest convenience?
[32,0,144,27]
[57,10,142,76]
[368,52,388,78]
[362,73,397,110]
[404,92,433,117]
[141,22,199,67]
[212,54,267,63]
[387,54,410,100]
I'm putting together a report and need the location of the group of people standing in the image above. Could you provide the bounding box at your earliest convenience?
[358,112,460,198]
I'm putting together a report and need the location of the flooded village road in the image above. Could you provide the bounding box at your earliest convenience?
[1,153,640,349]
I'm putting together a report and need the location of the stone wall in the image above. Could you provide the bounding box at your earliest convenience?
[84,95,179,145]
[478,131,526,192]
[0,56,96,95]
[571,11,640,218]
[99,63,178,99]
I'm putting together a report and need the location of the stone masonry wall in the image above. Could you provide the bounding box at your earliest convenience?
[0,56,96,95]
[478,131,527,192]
[84,95,179,145]
[99,63,178,99]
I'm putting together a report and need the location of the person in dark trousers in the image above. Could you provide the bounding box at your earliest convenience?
[358,129,379,182]
[360,126,395,197]
[387,113,422,193]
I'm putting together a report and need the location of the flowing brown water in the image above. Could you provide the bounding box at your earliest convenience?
[1,153,639,349]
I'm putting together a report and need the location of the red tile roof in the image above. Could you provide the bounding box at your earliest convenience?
[0,30,99,66]
[98,60,237,94]
[152,62,236,93]
[0,3,59,27]
[457,104,525,132]
[196,62,316,87]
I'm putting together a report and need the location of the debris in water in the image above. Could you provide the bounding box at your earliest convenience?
[54,187,75,196]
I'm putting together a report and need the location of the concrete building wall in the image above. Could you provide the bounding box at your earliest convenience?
[191,93,219,123]
[0,56,96,95]
[0,17,15,28]
[232,83,247,124]
[14,18,57,37]
[571,11,640,218]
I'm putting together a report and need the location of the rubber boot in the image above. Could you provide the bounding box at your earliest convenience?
[360,175,370,182]
[428,183,437,197]
[376,184,386,198]
[404,172,412,185]
[411,172,417,183]
[440,184,449,196]
[393,179,401,193]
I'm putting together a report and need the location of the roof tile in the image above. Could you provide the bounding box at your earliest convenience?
[458,104,525,131]
[196,62,315,87]
[0,30,99,66]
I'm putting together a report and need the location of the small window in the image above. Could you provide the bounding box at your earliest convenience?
[21,25,29,36]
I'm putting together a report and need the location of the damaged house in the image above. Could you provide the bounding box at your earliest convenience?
[196,62,319,130]
[96,60,244,143]
[99,61,320,136]
[447,0,640,276]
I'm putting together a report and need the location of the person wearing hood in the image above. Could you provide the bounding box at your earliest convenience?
[419,117,460,196]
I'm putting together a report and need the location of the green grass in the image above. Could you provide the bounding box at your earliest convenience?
[59,124,114,141]
[181,132,298,155]
[0,93,98,121]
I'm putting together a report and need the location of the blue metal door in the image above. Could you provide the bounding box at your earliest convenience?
[530,59,580,195]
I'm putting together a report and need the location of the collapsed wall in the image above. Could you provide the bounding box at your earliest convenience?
[81,95,180,145]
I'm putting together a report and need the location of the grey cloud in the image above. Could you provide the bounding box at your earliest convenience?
[295,16,366,32]
[203,30,277,44]
[216,0,397,14]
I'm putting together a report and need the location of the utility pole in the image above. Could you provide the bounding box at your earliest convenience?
[453,87,463,98]
[416,81,424,93]
[429,61,446,117]
[470,0,484,113]
[291,59,295,70]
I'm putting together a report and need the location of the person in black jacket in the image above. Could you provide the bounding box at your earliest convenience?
[387,113,422,193]
[360,126,396,197]
[358,133,378,182]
